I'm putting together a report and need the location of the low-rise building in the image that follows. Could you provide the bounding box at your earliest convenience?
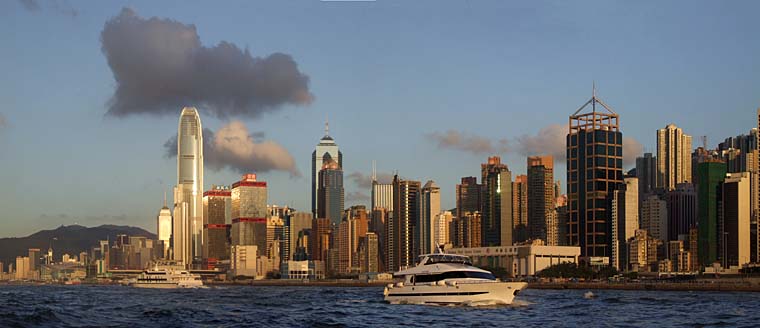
[447,240,581,277]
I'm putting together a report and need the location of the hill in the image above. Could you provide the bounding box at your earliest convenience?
[0,224,155,268]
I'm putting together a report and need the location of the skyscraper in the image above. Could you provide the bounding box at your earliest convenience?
[512,175,528,243]
[456,177,481,221]
[641,195,668,241]
[527,155,554,243]
[636,153,656,197]
[697,161,727,267]
[567,88,624,261]
[203,185,231,262]
[156,193,172,259]
[392,175,420,270]
[657,124,693,190]
[665,183,697,241]
[481,156,513,247]
[317,156,344,226]
[287,212,312,261]
[173,107,204,267]
[312,121,342,219]
[721,172,751,267]
[231,174,268,257]
[420,180,440,255]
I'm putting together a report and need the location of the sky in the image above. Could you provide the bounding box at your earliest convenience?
[1,0,759,237]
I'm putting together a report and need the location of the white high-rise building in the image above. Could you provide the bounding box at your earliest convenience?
[624,177,639,240]
[173,107,204,267]
[657,124,693,191]
[312,121,342,219]
[420,180,440,255]
[157,192,172,259]
[435,211,453,247]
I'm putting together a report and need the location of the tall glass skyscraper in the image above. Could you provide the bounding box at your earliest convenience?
[481,156,513,247]
[317,156,344,226]
[312,121,342,219]
[173,107,204,267]
[566,89,623,262]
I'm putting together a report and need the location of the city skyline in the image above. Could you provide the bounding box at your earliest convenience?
[2,1,760,237]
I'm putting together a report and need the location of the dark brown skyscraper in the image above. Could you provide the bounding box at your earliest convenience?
[528,155,554,243]
[512,175,528,243]
[203,186,231,262]
[456,176,481,221]
[392,175,420,270]
[567,87,623,260]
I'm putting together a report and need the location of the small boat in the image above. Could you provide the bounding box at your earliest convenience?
[384,248,527,305]
[128,266,203,289]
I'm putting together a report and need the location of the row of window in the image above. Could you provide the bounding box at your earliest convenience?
[568,131,622,146]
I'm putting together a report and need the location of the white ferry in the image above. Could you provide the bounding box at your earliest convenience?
[129,266,204,289]
[384,248,527,305]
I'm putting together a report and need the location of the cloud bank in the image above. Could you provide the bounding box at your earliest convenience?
[164,120,299,176]
[425,130,509,155]
[427,124,643,169]
[101,8,312,119]
[347,171,394,189]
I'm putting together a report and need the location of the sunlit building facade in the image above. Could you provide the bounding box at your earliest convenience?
[173,107,204,267]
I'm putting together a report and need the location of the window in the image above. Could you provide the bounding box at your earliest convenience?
[414,271,496,283]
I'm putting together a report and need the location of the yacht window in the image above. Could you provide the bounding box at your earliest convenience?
[424,254,473,266]
[414,271,496,283]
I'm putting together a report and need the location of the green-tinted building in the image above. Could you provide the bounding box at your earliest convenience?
[697,161,727,267]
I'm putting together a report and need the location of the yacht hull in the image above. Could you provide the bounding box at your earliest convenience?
[384,281,527,305]
[130,282,203,289]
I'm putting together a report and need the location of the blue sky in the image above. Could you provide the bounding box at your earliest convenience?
[1,0,758,237]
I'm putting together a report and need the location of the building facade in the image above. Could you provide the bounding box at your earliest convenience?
[317,157,344,226]
[312,122,342,220]
[566,90,624,261]
[527,155,554,243]
[172,107,204,267]
[512,175,529,243]
[420,180,441,255]
[697,161,727,266]
[392,175,420,270]
[481,156,513,247]
[656,124,693,191]
[231,174,268,258]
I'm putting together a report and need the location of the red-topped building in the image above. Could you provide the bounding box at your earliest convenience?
[231,174,268,257]
[203,185,231,265]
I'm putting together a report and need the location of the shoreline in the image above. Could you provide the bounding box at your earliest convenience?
[528,281,760,292]
[5,280,760,292]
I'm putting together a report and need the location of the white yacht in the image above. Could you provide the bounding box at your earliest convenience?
[384,250,527,305]
[128,266,204,289]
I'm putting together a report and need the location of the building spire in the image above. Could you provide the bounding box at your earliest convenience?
[372,160,377,182]
[163,190,167,208]
[592,80,596,99]
[325,114,329,137]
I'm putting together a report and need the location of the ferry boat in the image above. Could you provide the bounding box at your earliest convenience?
[384,248,527,305]
[128,266,204,289]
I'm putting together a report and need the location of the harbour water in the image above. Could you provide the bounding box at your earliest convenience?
[1,285,758,327]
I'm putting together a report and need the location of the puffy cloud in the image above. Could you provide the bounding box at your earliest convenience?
[514,124,567,161]
[164,120,299,176]
[101,8,312,118]
[623,137,643,168]
[425,130,509,155]
[425,123,644,169]
[347,171,394,189]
